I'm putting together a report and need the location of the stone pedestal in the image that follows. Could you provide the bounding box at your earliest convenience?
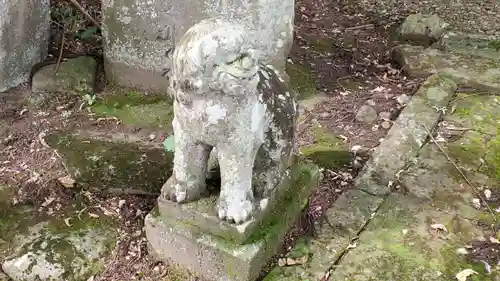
[101,0,294,92]
[145,163,320,281]
[0,0,50,92]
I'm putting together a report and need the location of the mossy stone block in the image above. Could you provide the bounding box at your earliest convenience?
[300,127,353,169]
[45,130,174,195]
[31,56,97,94]
[145,163,320,281]
[392,44,500,92]
[1,202,117,281]
[91,88,174,131]
[286,62,317,100]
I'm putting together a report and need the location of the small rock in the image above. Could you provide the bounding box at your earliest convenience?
[355,105,378,124]
[396,94,411,105]
[57,175,76,188]
[366,99,376,106]
[472,198,481,209]
[398,14,447,46]
[379,111,391,120]
[31,56,97,94]
[484,189,491,199]
[149,133,156,141]
[381,121,392,129]
[319,112,330,118]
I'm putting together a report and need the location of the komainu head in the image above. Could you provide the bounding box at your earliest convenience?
[170,18,262,97]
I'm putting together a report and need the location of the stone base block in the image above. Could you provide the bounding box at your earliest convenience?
[158,162,304,245]
[145,163,320,281]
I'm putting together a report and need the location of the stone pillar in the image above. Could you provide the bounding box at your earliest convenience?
[0,0,50,92]
[101,0,294,92]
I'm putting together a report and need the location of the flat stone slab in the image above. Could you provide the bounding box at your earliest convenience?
[1,203,117,281]
[434,31,500,61]
[263,188,384,281]
[393,44,500,92]
[331,192,488,281]
[0,0,49,92]
[45,129,174,195]
[31,56,97,94]
[146,163,320,281]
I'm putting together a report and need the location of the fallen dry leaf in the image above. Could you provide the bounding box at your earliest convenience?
[456,269,478,281]
[64,217,72,227]
[58,175,76,188]
[430,223,448,232]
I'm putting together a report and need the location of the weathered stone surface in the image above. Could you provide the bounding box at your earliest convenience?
[286,62,318,100]
[45,129,174,195]
[158,164,298,244]
[160,18,298,224]
[298,92,329,114]
[433,31,500,61]
[102,0,294,91]
[0,0,50,92]
[91,88,174,131]
[356,74,457,195]
[31,56,97,94]
[1,203,117,281]
[355,104,378,124]
[332,193,488,281]
[300,126,354,170]
[263,189,383,281]
[397,14,447,47]
[146,163,320,281]
[393,44,500,92]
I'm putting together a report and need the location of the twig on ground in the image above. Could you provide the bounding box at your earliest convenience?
[66,0,101,28]
[422,123,498,230]
[345,24,374,31]
[55,30,66,74]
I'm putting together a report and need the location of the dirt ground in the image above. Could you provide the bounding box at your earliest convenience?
[0,0,427,280]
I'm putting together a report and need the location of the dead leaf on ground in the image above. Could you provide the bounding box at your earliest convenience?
[430,223,448,232]
[455,269,478,281]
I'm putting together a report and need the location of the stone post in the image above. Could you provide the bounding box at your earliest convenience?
[0,0,50,92]
[101,0,294,92]
[144,18,319,281]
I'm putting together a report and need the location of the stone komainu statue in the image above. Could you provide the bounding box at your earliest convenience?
[160,18,298,224]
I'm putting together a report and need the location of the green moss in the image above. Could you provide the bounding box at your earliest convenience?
[285,62,317,100]
[45,133,174,194]
[91,88,174,130]
[441,244,497,281]
[487,40,500,51]
[301,127,353,169]
[246,163,320,244]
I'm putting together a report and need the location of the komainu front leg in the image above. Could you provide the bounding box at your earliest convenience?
[161,122,212,203]
[217,144,259,224]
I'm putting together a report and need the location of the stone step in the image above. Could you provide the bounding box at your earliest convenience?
[434,31,500,61]
[0,201,118,281]
[45,128,174,195]
[392,44,500,92]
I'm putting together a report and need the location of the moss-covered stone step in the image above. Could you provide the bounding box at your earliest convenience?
[300,126,354,170]
[392,44,500,92]
[286,61,318,100]
[45,129,174,195]
[356,74,457,196]
[146,163,321,281]
[434,31,500,61]
[331,193,491,281]
[263,188,384,281]
[91,87,174,131]
[158,163,305,244]
[0,201,117,281]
